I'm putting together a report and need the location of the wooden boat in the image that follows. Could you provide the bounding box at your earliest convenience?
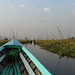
[0,38,53,75]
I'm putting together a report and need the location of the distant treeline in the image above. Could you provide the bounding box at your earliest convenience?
[36,39,75,58]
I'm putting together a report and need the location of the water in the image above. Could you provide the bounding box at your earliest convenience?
[24,43,75,75]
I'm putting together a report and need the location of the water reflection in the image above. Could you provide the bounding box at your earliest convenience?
[58,57,61,67]
[25,43,27,47]
[24,43,75,75]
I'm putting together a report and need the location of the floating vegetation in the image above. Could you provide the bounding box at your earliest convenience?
[37,39,75,58]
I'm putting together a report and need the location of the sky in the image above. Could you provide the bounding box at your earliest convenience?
[0,0,75,40]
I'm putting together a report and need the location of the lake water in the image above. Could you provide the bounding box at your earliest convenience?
[24,43,75,75]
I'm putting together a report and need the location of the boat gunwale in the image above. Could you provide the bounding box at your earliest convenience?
[0,38,53,75]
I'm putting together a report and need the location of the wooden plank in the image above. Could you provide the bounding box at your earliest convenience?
[9,68,13,75]
[14,64,17,75]
[0,54,6,62]
[19,52,35,75]
[15,62,21,75]
[1,64,11,75]
[22,47,53,75]
[1,66,8,75]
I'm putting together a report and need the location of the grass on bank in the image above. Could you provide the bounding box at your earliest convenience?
[0,40,32,46]
[36,39,75,58]
[0,40,9,46]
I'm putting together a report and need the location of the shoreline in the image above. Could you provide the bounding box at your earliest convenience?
[36,39,75,58]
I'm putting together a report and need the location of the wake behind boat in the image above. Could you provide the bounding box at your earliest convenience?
[0,38,53,75]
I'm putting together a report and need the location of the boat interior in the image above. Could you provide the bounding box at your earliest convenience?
[0,46,42,75]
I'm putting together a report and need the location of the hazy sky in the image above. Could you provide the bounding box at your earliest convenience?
[0,0,75,40]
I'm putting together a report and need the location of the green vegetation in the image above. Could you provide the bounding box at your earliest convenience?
[0,40,32,47]
[37,39,75,58]
[0,40,9,46]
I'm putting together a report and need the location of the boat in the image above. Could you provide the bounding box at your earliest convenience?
[0,38,53,75]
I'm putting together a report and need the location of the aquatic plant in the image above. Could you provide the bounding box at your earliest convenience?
[37,39,75,58]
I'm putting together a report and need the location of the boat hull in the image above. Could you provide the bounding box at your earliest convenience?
[0,39,53,75]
